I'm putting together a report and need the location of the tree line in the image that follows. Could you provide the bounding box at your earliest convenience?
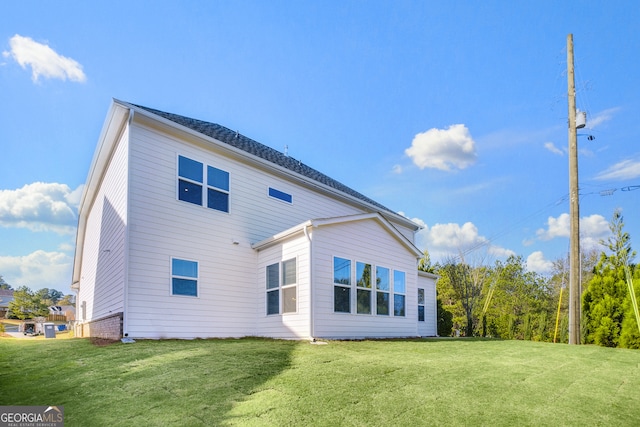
[423,210,640,349]
[1,276,74,320]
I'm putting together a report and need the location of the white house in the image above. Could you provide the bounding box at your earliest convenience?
[72,99,437,340]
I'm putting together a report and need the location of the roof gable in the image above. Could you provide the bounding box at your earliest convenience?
[253,213,422,258]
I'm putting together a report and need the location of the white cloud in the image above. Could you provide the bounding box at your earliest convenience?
[544,142,564,156]
[411,217,514,261]
[4,34,86,83]
[595,158,640,181]
[535,213,610,250]
[586,107,620,129]
[0,250,72,293]
[392,164,403,174]
[405,124,477,171]
[526,251,554,274]
[0,182,81,234]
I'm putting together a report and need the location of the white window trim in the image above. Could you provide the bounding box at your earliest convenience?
[170,256,199,298]
[176,154,231,214]
[266,257,298,315]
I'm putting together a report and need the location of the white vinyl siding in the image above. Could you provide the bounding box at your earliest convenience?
[77,125,129,324]
[312,217,419,339]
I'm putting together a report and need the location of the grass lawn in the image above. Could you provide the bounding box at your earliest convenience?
[1,337,639,426]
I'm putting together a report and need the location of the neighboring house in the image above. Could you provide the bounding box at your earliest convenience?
[72,100,438,340]
[49,305,76,321]
[0,289,14,318]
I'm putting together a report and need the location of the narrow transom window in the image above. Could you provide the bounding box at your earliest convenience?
[269,187,293,204]
[171,258,198,297]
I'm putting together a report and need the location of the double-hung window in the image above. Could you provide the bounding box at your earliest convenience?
[171,258,198,297]
[393,270,406,316]
[207,165,229,212]
[418,288,425,321]
[266,258,297,315]
[178,156,203,205]
[376,266,390,315]
[356,262,372,314]
[178,155,229,212]
[333,257,351,313]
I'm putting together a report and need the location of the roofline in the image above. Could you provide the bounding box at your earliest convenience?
[72,100,131,287]
[418,270,439,280]
[252,213,423,257]
[115,99,421,232]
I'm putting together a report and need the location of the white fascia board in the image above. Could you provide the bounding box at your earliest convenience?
[418,270,440,280]
[251,221,312,251]
[71,100,130,286]
[116,100,420,232]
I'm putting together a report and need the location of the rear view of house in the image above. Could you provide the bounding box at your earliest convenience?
[72,100,437,340]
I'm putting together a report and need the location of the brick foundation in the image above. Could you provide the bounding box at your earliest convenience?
[76,312,123,340]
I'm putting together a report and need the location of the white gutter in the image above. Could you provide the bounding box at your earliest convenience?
[304,224,315,341]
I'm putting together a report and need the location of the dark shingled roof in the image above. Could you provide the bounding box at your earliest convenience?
[133,104,395,214]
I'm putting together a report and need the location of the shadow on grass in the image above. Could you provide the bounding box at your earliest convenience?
[0,337,298,426]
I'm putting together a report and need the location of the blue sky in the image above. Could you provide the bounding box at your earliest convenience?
[1,1,639,295]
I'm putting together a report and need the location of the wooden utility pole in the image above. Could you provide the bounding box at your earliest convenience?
[567,34,581,344]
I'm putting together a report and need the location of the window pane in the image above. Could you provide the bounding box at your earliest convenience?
[418,305,425,322]
[179,180,203,205]
[394,270,406,294]
[334,286,350,313]
[269,187,292,203]
[356,262,371,288]
[334,257,351,285]
[172,259,198,278]
[207,166,229,191]
[394,294,406,316]
[418,288,425,305]
[282,259,296,286]
[179,156,203,182]
[266,264,279,289]
[282,287,296,313]
[172,278,197,297]
[267,290,279,315]
[207,189,229,212]
[376,267,389,291]
[377,292,389,315]
[357,289,371,314]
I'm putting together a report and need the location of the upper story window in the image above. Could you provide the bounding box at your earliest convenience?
[178,155,229,212]
[268,187,293,204]
[171,258,198,297]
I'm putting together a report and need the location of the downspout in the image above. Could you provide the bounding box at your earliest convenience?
[122,107,135,337]
[303,224,314,341]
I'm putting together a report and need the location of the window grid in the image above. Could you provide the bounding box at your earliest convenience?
[177,155,229,213]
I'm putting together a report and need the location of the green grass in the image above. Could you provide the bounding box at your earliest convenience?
[1,338,639,426]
